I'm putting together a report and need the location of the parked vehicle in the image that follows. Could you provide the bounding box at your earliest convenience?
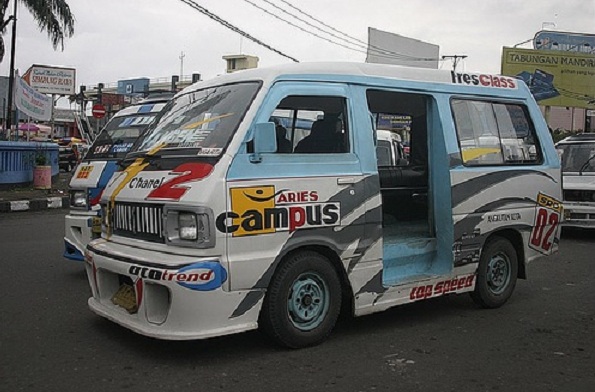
[556,133,595,228]
[63,99,169,261]
[84,63,562,347]
[58,145,78,172]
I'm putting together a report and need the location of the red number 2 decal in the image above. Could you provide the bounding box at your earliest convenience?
[530,207,560,253]
[147,163,213,201]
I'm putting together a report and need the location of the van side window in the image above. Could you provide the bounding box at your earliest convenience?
[452,99,542,165]
[269,96,349,153]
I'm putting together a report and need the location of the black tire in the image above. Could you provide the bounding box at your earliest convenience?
[260,251,342,348]
[471,237,518,308]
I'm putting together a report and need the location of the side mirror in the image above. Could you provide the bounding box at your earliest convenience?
[250,122,277,163]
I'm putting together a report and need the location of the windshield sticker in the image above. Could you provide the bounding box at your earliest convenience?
[216,186,340,237]
[111,143,133,154]
[142,113,235,151]
[93,144,112,155]
[197,148,223,156]
[119,115,156,128]
[182,113,233,130]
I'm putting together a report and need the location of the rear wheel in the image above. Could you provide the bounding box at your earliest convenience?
[260,251,342,348]
[471,237,518,308]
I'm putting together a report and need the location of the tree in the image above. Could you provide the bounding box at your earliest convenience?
[0,0,75,63]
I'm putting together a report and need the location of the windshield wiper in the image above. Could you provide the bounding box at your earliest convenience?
[579,153,595,176]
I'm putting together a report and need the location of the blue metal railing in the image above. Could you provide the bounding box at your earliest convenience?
[0,142,59,185]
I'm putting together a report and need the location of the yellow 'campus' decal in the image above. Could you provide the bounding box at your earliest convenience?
[230,186,276,237]
[216,186,341,237]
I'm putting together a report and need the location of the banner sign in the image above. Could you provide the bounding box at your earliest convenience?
[501,47,595,109]
[23,65,76,95]
[14,72,52,121]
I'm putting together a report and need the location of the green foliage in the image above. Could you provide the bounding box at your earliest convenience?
[0,0,75,63]
[551,128,584,144]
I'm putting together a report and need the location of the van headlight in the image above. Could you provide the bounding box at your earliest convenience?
[164,207,215,248]
[70,190,88,209]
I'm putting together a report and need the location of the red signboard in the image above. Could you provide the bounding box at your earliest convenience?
[92,104,106,119]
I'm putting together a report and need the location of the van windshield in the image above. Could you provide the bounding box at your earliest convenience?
[131,82,261,157]
[85,111,162,160]
[558,143,595,173]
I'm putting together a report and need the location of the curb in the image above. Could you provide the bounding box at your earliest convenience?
[0,196,70,213]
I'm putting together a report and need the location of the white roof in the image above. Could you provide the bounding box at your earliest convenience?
[186,62,456,91]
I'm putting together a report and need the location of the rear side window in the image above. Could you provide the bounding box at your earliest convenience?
[452,99,542,166]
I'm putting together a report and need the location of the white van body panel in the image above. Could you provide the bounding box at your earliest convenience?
[83,62,562,341]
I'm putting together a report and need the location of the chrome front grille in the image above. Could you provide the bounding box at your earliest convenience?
[110,203,165,242]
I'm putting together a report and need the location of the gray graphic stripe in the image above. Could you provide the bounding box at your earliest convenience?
[452,170,557,208]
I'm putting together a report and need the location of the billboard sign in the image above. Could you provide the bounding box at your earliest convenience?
[534,31,595,54]
[366,28,439,69]
[23,64,76,95]
[501,47,595,109]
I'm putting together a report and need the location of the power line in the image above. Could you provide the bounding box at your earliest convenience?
[276,0,366,48]
[242,0,374,57]
[177,0,299,62]
[265,0,440,62]
[259,0,367,51]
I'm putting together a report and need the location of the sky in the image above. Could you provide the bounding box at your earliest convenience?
[0,0,593,95]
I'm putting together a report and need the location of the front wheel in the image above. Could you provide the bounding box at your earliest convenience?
[471,237,518,308]
[260,251,342,348]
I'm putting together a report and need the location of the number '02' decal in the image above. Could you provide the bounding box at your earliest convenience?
[146,163,213,201]
[529,193,562,255]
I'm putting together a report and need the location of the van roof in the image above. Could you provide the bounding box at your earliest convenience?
[184,62,523,95]
[557,133,595,144]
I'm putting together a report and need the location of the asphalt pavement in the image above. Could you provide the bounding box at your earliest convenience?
[0,170,72,213]
[0,210,593,392]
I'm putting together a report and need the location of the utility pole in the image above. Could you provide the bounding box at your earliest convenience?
[179,51,185,79]
[5,0,18,139]
[442,55,467,72]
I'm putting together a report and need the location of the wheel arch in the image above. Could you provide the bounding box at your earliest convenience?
[484,228,526,279]
[271,243,354,317]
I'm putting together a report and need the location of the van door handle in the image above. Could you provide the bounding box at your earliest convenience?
[337,177,356,185]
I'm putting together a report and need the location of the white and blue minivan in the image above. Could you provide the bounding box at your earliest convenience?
[64,99,168,261]
[84,62,562,347]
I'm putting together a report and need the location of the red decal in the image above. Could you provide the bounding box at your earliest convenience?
[147,163,213,201]
[135,279,144,308]
[530,207,560,254]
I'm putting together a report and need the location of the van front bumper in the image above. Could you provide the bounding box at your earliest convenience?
[85,241,263,340]
[64,211,101,261]
[563,202,595,228]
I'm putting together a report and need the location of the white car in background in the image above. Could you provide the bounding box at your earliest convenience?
[556,133,595,228]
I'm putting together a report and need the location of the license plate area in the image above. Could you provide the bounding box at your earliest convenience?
[91,217,102,234]
[111,276,138,314]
